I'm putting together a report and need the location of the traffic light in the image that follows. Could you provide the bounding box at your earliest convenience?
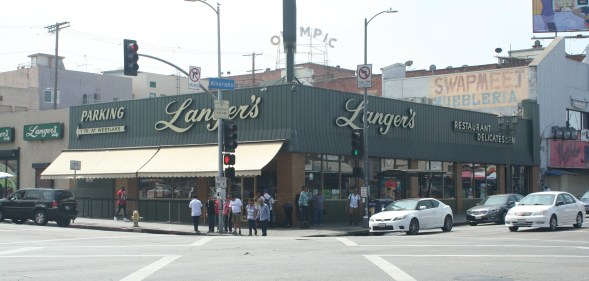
[223,122,238,152]
[223,153,235,165]
[351,130,363,157]
[123,39,139,76]
[224,167,235,178]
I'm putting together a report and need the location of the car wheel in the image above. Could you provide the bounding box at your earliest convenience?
[509,226,518,232]
[548,215,557,231]
[372,232,385,236]
[442,215,453,232]
[12,218,27,224]
[573,212,583,228]
[57,219,71,227]
[33,210,48,226]
[468,222,478,226]
[406,218,419,235]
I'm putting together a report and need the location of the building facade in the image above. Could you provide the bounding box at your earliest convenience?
[1,84,539,223]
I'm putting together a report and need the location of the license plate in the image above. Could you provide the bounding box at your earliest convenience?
[378,223,385,228]
[65,206,71,210]
[518,219,526,223]
[475,215,482,220]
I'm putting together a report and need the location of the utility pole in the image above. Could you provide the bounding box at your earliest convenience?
[45,21,70,110]
[243,52,263,85]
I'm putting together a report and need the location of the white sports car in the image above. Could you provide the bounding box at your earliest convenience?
[369,198,454,235]
[505,191,585,232]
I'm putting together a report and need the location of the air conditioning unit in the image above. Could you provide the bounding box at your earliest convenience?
[581,129,589,142]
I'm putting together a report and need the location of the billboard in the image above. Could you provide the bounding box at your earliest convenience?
[533,0,589,33]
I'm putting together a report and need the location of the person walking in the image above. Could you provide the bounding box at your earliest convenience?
[258,198,270,236]
[188,194,203,233]
[348,188,361,226]
[313,190,325,226]
[222,196,232,233]
[263,188,275,227]
[205,195,217,233]
[114,186,129,222]
[246,198,258,236]
[230,195,243,235]
[298,186,311,229]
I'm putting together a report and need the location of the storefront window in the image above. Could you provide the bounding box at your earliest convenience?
[304,154,354,199]
[462,163,497,199]
[0,160,17,198]
[138,178,197,199]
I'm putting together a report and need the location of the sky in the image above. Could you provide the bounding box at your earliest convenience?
[1,0,589,79]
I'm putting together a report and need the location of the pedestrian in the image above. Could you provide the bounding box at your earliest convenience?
[313,190,325,226]
[348,188,361,226]
[263,188,275,227]
[222,196,232,233]
[258,198,270,236]
[114,186,129,222]
[246,198,258,236]
[298,186,311,229]
[205,195,217,233]
[230,195,243,235]
[188,194,203,233]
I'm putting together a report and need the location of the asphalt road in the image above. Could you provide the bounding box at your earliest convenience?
[0,222,588,281]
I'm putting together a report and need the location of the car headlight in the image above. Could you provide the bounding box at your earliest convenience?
[370,217,375,222]
[487,208,500,214]
[506,211,514,216]
[531,210,547,216]
[393,215,407,221]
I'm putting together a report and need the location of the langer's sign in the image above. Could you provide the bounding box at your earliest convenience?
[335,99,415,135]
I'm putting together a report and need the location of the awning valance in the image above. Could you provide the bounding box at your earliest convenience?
[41,148,159,179]
[137,141,283,178]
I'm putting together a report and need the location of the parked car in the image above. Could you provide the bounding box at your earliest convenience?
[505,191,585,232]
[369,198,453,235]
[466,193,523,225]
[579,191,589,214]
[0,188,78,227]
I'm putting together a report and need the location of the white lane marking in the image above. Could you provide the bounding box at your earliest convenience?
[190,237,215,246]
[378,254,589,258]
[364,255,417,281]
[0,247,44,255]
[0,255,170,258]
[120,255,181,281]
[336,237,358,246]
[0,235,159,245]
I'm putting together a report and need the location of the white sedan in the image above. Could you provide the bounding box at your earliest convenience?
[505,191,585,232]
[369,198,454,235]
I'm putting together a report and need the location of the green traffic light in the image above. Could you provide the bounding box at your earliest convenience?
[352,149,359,156]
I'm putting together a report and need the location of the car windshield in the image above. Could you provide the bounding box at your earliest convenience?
[581,192,589,200]
[519,194,555,205]
[383,199,418,211]
[479,195,507,206]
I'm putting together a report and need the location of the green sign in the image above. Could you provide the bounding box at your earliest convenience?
[23,123,64,141]
[0,127,14,143]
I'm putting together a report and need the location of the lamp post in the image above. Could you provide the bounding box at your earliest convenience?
[185,0,224,233]
[498,115,518,194]
[362,8,397,228]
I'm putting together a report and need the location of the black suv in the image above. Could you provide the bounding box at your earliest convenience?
[0,188,78,227]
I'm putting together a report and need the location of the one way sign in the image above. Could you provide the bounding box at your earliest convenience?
[188,66,201,90]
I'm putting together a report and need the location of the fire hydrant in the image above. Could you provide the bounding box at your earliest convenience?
[132,210,140,227]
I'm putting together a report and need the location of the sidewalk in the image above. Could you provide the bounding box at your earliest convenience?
[69,214,467,237]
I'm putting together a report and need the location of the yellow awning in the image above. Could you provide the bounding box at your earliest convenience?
[41,148,159,179]
[137,141,283,178]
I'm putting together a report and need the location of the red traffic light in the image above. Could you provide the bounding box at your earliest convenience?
[223,154,235,165]
[127,42,138,52]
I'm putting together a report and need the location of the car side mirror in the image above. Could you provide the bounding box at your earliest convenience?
[507,201,514,205]
[556,201,564,206]
[514,202,520,206]
[419,205,426,210]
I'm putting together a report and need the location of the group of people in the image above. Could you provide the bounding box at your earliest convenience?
[188,191,273,236]
[296,186,362,228]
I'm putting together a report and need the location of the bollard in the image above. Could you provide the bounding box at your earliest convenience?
[132,210,140,227]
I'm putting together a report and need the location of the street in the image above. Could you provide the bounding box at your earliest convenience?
[0,222,588,280]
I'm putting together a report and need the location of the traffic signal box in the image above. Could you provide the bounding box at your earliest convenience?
[351,130,363,158]
[123,39,139,76]
[223,122,237,178]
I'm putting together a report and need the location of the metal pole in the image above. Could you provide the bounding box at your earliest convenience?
[362,9,397,228]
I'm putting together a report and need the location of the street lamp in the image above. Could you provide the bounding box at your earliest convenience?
[362,8,397,228]
[498,115,518,194]
[185,0,225,233]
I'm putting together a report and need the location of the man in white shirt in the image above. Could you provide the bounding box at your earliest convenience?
[229,196,243,235]
[263,188,275,226]
[188,194,202,233]
[348,189,361,226]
